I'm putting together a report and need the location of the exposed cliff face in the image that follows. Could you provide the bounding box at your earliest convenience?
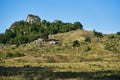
[26,14,41,24]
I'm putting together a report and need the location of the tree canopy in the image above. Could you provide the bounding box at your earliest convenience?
[93,30,103,38]
[73,40,80,47]
[0,14,83,45]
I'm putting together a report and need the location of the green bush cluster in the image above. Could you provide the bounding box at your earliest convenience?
[105,35,120,53]
[85,37,91,43]
[93,30,103,38]
[116,32,120,35]
[104,42,118,53]
[0,14,83,45]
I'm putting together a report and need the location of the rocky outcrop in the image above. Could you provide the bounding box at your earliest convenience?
[26,14,41,24]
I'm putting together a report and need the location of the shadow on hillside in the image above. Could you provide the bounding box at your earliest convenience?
[0,66,120,80]
[0,66,53,80]
[54,71,120,80]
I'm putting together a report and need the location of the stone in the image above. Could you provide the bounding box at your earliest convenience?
[26,14,41,24]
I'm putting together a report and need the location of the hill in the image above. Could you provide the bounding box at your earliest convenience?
[0,29,120,63]
[0,14,83,45]
[0,14,120,80]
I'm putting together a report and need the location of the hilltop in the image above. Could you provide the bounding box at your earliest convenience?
[0,14,83,45]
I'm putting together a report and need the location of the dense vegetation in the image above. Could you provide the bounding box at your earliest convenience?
[0,14,83,45]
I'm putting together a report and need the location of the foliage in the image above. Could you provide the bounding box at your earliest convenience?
[72,40,80,55]
[116,32,120,35]
[104,41,119,53]
[108,35,116,39]
[73,22,83,30]
[104,34,120,53]
[93,30,103,38]
[72,40,80,47]
[85,37,91,42]
[0,14,83,45]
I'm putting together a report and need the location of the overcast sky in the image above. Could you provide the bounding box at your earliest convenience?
[0,0,120,34]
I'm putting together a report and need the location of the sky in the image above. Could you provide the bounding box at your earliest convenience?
[0,0,120,34]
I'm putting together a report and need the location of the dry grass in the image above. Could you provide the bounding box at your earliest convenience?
[0,29,120,80]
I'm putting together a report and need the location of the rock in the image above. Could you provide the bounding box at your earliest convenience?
[34,38,43,43]
[26,14,41,24]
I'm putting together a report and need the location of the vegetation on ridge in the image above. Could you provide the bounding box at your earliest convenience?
[0,14,83,45]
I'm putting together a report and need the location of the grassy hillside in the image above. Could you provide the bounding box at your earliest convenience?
[0,29,120,80]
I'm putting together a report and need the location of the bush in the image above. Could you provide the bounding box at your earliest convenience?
[85,37,91,42]
[104,42,118,53]
[108,35,116,39]
[93,30,103,38]
[117,32,120,35]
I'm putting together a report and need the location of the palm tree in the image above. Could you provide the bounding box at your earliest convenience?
[73,40,80,55]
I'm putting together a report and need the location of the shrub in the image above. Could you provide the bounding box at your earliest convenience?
[108,35,116,39]
[85,37,91,43]
[117,32,120,35]
[72,40,80,47]
[104,42,118,53]
[93,30,103,38]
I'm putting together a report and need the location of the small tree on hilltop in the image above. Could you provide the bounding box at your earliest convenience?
[117,32,120,35]
[73,40,80,55]
[93,30,103,38]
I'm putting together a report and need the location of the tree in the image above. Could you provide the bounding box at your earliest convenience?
[0,34,7,44]
[5,29,16,39]
[85,37,91,43]
[117,32,120,35]
[0,14,84,45]
[73,40,80,55]
[40,33,48,40]
[93,30,103,38]
[73,22,83,30]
